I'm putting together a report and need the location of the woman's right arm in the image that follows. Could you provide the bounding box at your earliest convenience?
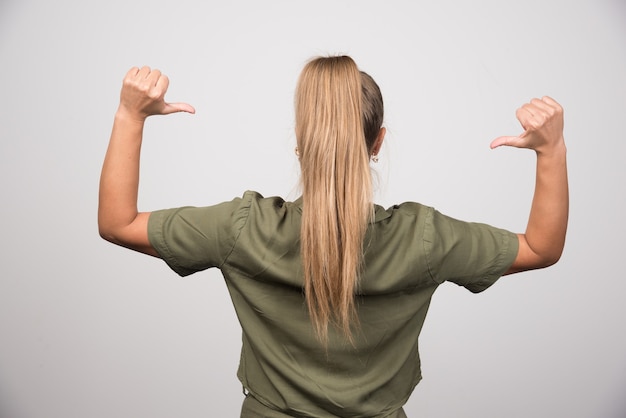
[98,66,195,256]
[490,96,569,274]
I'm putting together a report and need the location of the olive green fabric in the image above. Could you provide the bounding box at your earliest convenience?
[240,394,408,418]
[148,191,518,417]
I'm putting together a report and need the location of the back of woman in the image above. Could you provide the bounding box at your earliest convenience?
[99,56,567,417]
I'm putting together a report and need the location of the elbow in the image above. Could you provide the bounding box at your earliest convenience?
[99,227,117,245]
[97,212,126,246]
[98,221,121,245]
[535,247,564,269]
[516,234,565,271]
[540,254,561,269]
[97,213,155,256]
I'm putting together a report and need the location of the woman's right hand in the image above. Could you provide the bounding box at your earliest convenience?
[99,67,194,257]
[490,96,564,155]
[117,66,195,122]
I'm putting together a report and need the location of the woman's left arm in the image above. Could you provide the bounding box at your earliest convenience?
[98,66,195,255]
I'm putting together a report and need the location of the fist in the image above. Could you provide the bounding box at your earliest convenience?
[118,66,195,120]
[491,96,564,153]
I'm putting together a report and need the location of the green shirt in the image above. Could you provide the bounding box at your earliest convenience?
[148,191,518,417]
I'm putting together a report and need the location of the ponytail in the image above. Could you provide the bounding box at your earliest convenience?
[295,56,382,343]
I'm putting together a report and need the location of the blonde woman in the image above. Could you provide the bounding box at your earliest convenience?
[99,56,568,417]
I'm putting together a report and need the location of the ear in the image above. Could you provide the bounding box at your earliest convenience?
[371,127,386,156]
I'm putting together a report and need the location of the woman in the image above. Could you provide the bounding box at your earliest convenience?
[99,56,568,417]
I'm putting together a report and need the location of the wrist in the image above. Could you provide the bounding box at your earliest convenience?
[115,106,148,125]
[535,138,567,159]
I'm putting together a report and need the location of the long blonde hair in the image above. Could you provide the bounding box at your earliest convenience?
[295,56,384,343]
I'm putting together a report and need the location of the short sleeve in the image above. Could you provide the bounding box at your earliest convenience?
[423,209,519,293]
[147,193,255,277]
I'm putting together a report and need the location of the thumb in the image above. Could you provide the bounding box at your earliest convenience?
[490,135,521,149]
[162,102,196,115]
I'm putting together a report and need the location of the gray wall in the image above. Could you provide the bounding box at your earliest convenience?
[1,0,624,417]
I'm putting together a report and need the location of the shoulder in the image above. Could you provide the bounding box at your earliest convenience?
[241,190,291,210]
[390,201,433,215]
[226,191,302,243]
[373,200,433,224]
[238,190,300,221]
[146,190,295,276]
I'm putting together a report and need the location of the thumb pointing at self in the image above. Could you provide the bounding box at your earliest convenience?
[490,135,522,149]
[162,101,196,115]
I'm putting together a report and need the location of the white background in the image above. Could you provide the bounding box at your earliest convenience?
[1,1,625,417]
